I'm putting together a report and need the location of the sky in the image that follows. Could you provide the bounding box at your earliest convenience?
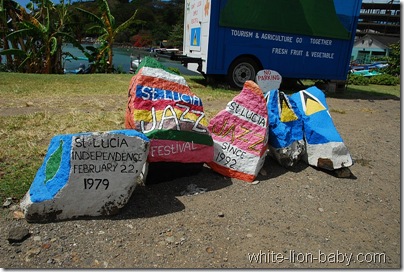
[15,0,72,8]
[15,0,94,8]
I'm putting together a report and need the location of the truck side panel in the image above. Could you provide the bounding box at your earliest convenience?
[215,30,351,80]
[184,0,362,81]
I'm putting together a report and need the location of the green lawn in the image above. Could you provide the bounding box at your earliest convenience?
[0,72,400,204]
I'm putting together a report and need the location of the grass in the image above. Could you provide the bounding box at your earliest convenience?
[343,83,401,99]
[329,108,346,114]
[0,72,400,204]
[299,79,401,100]
[0,72,235,204]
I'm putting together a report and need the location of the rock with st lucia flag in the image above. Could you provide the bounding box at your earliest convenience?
[125,57,213,183]
[207,80,268,182]
[20,130,150,222]
[266,89,305,167]
[290,86,353,170]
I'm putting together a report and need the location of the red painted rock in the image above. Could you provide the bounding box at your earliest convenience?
[207,81,269,182]
[125,58,213,183]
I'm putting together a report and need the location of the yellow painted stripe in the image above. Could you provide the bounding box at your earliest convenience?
[132,108,208,127]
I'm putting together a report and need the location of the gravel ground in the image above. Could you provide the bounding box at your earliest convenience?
[0,96,400,269]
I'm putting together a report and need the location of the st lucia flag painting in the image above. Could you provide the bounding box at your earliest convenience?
[290,86,353,170]
[190,27,201,48]
[266,89,305,167]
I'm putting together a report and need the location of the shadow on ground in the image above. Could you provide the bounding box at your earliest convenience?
[114,155,357,219]
[258,156,309,180]
[69,155,355,222]
[326,86,400,101]
[113,166,233,220]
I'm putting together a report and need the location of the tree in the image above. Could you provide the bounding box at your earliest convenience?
[386,41,400,77]
[76,0,138,73]
[168,23,183,49]
[0,0,185,73]
[0,0,27,70]
[1,0,80,73]
[131,31,152,47]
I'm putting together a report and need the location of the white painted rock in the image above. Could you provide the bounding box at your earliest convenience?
[256,69,282,95]
[20,130,149,222]
[290,86,353,170]
[207,80,269,182]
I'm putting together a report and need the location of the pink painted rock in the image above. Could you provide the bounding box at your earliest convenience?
[207,81,269,182]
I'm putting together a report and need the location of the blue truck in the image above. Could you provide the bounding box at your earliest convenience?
[181,0,363,89]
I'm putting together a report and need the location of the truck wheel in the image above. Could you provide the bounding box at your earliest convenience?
[227,57,260,89]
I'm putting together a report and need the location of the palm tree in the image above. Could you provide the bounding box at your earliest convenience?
[76,0,138,73]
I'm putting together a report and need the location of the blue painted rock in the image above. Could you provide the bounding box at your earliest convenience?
[207,80,268,182]
[20,130,149,222]
[290,86,353,170]
[266,89,305,167]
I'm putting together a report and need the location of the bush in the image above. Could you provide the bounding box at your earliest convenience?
[347,73,399,86]
[0,63,8,72]
[0,63,16,72]
[386,42,400,76]
[347,74,370,85]
[114,65,126,74]
[167,67,180,75]
[369,74,400,86]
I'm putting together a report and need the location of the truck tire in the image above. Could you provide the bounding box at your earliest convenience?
[227,57,260,89]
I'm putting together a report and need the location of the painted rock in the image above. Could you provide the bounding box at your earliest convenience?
[20,130,149,222]
[290,86,353,170]
[125,57,213,164]
[266,89,305,167]
[207,80,268,182]
[256,69,282,95]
